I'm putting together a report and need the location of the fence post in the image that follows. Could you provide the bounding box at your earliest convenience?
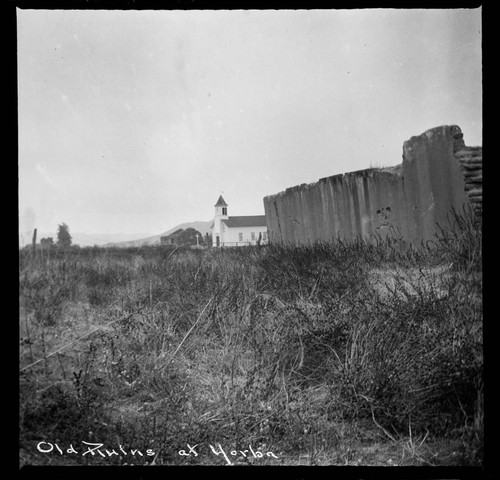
[32,228,37,257]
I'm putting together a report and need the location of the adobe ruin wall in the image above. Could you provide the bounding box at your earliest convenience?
[263,125,482,246]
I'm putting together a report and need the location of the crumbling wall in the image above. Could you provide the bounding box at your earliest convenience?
[454,144,483,217]
[264,125,482,246]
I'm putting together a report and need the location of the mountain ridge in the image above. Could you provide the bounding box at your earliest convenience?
[20,231,153,248]
[20,221,214,247]
[103,220,213,247]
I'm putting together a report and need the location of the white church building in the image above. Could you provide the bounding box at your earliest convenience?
[211,195,268,247]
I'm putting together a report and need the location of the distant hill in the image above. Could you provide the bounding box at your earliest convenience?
[72,232,154,247]
[19,231,154,248]
[104,221,214,248]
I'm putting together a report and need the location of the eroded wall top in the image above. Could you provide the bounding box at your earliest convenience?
[263,125,482,246]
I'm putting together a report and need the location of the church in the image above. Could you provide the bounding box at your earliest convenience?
[211,195,268,247]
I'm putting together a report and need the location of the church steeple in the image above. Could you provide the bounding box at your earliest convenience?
[214,195,228,217]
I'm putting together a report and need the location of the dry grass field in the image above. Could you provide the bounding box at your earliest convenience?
[19,208,482,467]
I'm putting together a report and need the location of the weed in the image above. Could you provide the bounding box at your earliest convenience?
[19,209,482,466]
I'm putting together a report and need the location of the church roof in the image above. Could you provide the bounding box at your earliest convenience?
[214,195,228,207]
[221,215,267,228]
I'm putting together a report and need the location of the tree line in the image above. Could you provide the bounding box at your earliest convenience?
[36,223,73,249]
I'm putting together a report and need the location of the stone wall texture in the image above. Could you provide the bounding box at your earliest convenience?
[263,125,482,246]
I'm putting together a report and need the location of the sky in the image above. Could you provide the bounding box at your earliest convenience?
[18,8,482,239]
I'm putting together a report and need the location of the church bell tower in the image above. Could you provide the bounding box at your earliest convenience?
[213,195,228,247]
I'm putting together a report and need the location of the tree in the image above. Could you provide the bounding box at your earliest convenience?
[40,237,54,249]
[204,232,213,247]
[57,223,72,248]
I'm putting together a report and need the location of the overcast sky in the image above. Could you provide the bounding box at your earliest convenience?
[18,8,482,238]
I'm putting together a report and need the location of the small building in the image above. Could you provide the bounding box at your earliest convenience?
[160,229,184,246]
[211,196,268,247]
[161,228,205,247]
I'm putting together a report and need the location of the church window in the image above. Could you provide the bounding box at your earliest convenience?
[222,207,227,215]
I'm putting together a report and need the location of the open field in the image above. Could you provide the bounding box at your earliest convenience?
[19,209,482,467]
